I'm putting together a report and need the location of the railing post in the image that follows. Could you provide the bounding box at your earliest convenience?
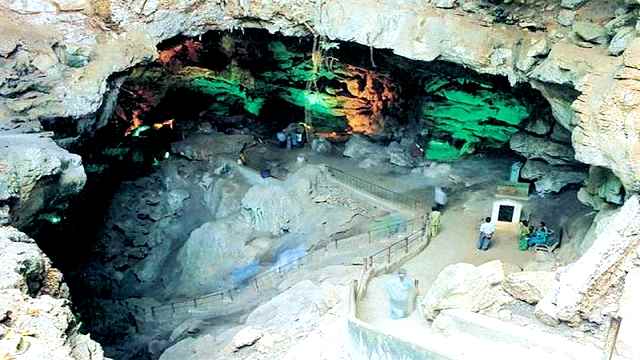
[254,278,259,292]
[193,298,198,307]
[405,237,409,253]
[334,238,338,249]
[387,247,391,264]
[363,257,368,271]
[368,230,372,244]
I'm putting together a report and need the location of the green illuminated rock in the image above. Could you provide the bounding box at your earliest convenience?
[421,75,531,161]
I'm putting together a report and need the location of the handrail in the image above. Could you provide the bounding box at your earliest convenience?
[130,167,430,322]
[325,166,428,211]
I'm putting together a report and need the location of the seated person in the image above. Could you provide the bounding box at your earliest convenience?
[527,221,554,247]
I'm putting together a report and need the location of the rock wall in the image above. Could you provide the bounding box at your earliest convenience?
[0,226,105,359]
[535,195,640,325]
[0,134,86,229]
[0,0,639,191]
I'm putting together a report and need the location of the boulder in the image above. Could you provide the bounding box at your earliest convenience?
[311,138,333,153]
[174,217,255,296]
[420,261,515,320]
[560,0,588,9]
[242,181,305,235]
[509,132,576,165]
[169,319,205,342]
[0,134,87,228]
[516,38,551,73]
[225,327,263,352]
[433,0,456,9]
[608,26,636,56]
[550,124,572,144]
[520,160,586,193]
[525,117,552,135]
[604,11,637,36]
[343,134,385,159]
[557,10,576,27]
[577,166,624,210]
[386,141,415,167]
[503,271,555,304]
[573,21,608,45]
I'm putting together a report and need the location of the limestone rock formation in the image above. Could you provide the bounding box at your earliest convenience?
[520,160,586,193]
[573,38,640,193]
[503,271,555,305]
[160,274,353,360]
[535,196,640,325]
[343,135,387,161]
[0,134,86,228]
[573,21,608,45]
[608,26,636,56]
[0,226,104,359]
[311,138,333,154]
[0,0,638,192]
[173,217,256,295]
[615,268,640,360]
[420,261,517,320]
[577,166,625,210]
[510,133,576,166]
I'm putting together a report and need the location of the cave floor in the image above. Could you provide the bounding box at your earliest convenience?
[244,140,589,327]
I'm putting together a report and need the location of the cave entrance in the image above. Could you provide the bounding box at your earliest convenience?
[37,28,594,359]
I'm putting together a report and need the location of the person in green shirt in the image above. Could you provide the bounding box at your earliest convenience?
[518,219,531,251]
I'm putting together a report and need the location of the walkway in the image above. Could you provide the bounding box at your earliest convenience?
[359,187,532,326]
[136,163,424,326]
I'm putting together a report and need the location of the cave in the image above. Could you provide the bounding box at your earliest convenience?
[4,1,640,359]
[18,28,607,359]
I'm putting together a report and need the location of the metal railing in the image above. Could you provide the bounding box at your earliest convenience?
[326,166,428,212]
[130,167,430,322]
[135,215,424,322]
[364,220,429,272]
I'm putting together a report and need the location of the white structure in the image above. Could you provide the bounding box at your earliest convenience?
[491,199,523,224]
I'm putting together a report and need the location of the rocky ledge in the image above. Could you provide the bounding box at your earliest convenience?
[0,226,105,359]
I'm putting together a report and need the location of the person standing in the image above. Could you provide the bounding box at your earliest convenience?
[384,269,416,319]
[477,217,495,251]
[518,220,531,251]
[430,208,441,238]
[434,186,448,211]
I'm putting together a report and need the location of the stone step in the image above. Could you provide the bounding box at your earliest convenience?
[430,310,602,360]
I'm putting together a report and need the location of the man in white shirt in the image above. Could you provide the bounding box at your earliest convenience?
[434,186,447,210]
[477,217,495,251]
